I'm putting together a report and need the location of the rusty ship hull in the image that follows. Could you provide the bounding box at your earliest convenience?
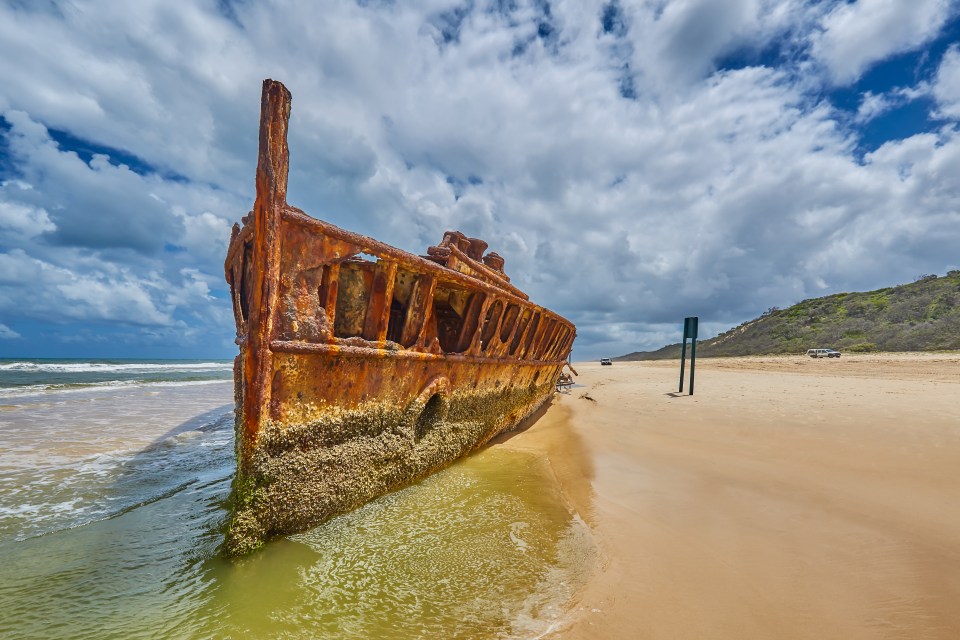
[223,80,576,555]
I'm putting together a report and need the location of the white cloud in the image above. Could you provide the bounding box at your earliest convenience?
[0,107,244,340]
[855,83,932,123]
[622,0,816,93]
[0,1,259,190]
[933,44,960,118]
[0,249,173,325]
[0,0,959,358]
[0,323,20,339]
[811,0,954,85]
[856,91,895,123]
[0,198,56,238]
[171,207,233,262]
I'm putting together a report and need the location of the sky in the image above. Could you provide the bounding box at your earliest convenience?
[1,0,960,360]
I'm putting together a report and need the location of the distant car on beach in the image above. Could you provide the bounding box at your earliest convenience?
[806,349,841,358]
[600,358,613,365]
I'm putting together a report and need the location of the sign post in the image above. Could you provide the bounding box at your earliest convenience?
[678,316,699,395]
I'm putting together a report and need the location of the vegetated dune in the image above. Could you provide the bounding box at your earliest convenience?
[619,271,960,360]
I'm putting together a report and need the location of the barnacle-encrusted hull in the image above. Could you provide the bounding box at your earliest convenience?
[226,351,562,555]
[223,80,575,555]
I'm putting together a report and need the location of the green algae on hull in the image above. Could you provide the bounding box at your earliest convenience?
[225,382,556,555]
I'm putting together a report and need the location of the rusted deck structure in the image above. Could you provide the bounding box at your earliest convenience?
[223,80,576,554]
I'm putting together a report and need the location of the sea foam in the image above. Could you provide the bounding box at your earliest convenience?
[0,361,231,373]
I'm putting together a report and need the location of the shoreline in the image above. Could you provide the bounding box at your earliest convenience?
[502,353,960,639]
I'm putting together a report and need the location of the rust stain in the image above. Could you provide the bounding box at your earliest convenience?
[222,79,577,555]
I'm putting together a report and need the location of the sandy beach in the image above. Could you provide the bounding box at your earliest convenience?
[502,353,960,639]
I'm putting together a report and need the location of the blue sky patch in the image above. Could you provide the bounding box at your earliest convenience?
[47,128,161,177]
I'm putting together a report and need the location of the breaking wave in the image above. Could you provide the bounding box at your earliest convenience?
[0,378,231,399]
[0,359,234,398]
[0,409,235,542]
[0,361,231,373]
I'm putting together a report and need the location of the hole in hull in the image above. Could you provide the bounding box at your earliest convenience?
[415,393,446,440]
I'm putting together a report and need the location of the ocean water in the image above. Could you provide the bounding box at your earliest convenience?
[0,358,234,394]
[0,359,595,639]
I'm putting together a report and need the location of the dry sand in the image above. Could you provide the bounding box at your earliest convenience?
[502,353,960,639]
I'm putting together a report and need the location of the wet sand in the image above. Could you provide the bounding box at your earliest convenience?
[503,353,960,639]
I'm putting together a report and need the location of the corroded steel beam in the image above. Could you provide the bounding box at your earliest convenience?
[241,80,290,446]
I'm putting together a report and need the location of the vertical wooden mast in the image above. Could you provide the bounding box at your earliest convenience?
[242,79,291,444]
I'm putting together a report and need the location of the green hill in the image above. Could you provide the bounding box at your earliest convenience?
[618,270,960,360]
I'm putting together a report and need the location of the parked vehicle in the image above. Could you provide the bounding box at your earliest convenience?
[806,348,841,358]
[600,358,613,365]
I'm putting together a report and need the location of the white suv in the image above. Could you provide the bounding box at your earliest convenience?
[806,348,841,358]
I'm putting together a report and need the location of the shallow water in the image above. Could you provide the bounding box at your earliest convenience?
[0,364,594,639]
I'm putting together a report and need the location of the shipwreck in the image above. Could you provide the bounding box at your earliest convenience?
[223,80,576,555]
